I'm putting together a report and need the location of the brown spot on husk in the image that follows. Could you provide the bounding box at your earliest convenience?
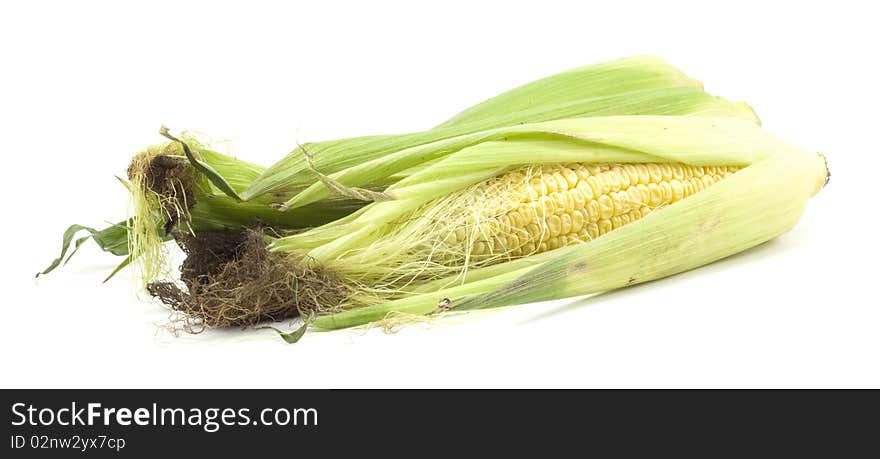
[147,229,351,329]
[567,261,590,274]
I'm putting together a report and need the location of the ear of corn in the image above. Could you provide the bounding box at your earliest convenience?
[46,55,826,342]
[240,56,757,204]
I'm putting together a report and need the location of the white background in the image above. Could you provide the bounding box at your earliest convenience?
[2,0,877,388]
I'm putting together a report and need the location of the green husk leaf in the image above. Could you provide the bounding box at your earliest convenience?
[435,55,700,128]
[241,55,738,202]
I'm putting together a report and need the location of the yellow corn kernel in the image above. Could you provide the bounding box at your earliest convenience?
[647,163,663,182]
[670,179,684,201]
[622,164,639,185]
[636,164,651,185]
[659,163,673,181]
[598,218,613,235]
[553,173,569,193]
[598,194,615,220]
[570,209,586,233]
[551,192,569,214]
[525,223,542,240]
[607,168,623,192]
[560,213,572,235]
[586,175,603,198]
[472,240,489,255]
[636,183,651,204]
[575,180,594,201]
[611,190,630,214]
[626,186,643,207]
[628,209,642,223]
[670,163,685,180]
[497,214,512,233]
[658,181,673,203]
[701,174,715,189]
[648,183,663,207]
[586,199,602,222]
[570,186,586,210]
[560,167,579,188]
[543,173,559,194]
[586,222,600,240]
[574,164,591,181]
[546,215,562,237]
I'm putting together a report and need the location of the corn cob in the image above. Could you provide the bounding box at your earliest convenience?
[441,162,741,262]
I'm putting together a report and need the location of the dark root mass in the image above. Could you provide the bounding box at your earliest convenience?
[128,153,196,234]
[148,229,351,329]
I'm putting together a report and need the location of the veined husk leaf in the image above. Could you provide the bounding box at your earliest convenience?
[242,56,756,203]
[436,55,701,129]
[310,119,827,329]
